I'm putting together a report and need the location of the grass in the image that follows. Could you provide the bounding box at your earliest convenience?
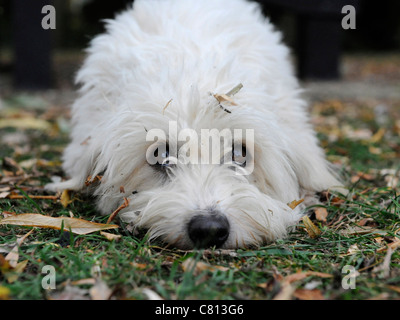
[0,92,400,300]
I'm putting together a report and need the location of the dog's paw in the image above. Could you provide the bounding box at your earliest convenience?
[45,177,82,192]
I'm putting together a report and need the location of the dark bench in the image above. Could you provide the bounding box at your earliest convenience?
[263,0,361,80]
[12,0,53,90]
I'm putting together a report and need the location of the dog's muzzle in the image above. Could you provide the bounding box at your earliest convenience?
[187,213,230,248]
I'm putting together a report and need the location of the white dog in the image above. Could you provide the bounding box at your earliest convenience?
[47,0,342,249]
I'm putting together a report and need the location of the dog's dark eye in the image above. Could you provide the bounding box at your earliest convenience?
[232,145,246,167]
[153,144,173,168]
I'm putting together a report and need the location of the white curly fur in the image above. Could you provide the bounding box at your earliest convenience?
[47,0,342,248]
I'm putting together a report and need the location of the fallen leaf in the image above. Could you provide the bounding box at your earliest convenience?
[283,271,333,284]
[142,288,164,300]
[0,213,118,235]
[0,191,10,199]
[60,190,72,208]
[89,279,112,300]
[314,207,328,222]
[302,216,321,238]
[0,118,52,131]
[340,226,388,236]
[131,262,147,270]
[5,229,34,268]
[357,218,375,227]
[49,285,90,300]
[0,286,10,300]
[288,199,304,209]
[386,285,400,294]
[70,278,96,286]
[5,245,19,269]
[373,247,393,278]
[214,93,238,106]
[293,288,324,300]
[370,128,385,143]
[4,260,28,283]
[181,257,228,275]
[273,282,295,300]
[273,271,332,300]
[377,238,400,253]
[0,254,11,272]
[100,231,121,242]
[340,244,361,257]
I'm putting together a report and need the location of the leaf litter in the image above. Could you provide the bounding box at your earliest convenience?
[1,57,400,300]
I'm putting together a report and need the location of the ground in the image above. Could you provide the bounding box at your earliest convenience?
[0,52,399,300]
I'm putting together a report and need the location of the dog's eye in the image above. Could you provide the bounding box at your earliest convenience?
[153,144,173,168]
[232,145,246,167]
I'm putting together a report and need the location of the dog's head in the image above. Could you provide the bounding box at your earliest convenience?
[90,86,314,249]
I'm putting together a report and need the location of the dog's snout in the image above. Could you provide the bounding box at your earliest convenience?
[188,213,230,248]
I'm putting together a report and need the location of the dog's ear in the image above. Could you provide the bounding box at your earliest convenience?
[287,133,346,195]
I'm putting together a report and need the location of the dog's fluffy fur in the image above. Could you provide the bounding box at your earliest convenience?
[47,0,342,248]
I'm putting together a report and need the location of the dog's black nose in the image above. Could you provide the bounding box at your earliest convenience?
[188,214,230,248]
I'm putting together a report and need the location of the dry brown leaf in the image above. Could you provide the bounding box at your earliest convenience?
[293,288,324,300]
[142,288,164,300]
[314,207,328,222]
[0,213,118,235]
[70,278,96,286]
[0,191,10,199]
[283,271,332,284]
[0,118,52,131]
[0,286,10,300]
[302,216,321,238]
[213,93,238,106]
[89,279,112,300]
[340,244,361,257]
[49,284,90,300]
[288,199,304,210]
[386,285,400,294]
[131,262,148,270]
[273,282,295,300]
[5,229,34,268]
[370,128,385,143]
[100,231,121,242]
[273,271,332,300]
[377,238,400,253]
[340,226,387,236]
[0,254,11,272]
[4,260,28,283]
[60,190,72,208]
[181,257,228,275]
[5,246,19,269]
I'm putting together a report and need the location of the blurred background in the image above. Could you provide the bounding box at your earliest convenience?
[0,0,399,92]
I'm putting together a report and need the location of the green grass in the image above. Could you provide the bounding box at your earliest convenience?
[1,94,400,300]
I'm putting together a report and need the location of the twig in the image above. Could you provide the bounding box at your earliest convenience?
[106,197,130,224]
[7,195,59,200]
[162,98,173,115]
[226,83,243,97]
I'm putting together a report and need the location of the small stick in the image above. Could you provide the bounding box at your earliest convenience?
[226,83,243,97]
[106,197,130,224]
[8,195,59,200]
